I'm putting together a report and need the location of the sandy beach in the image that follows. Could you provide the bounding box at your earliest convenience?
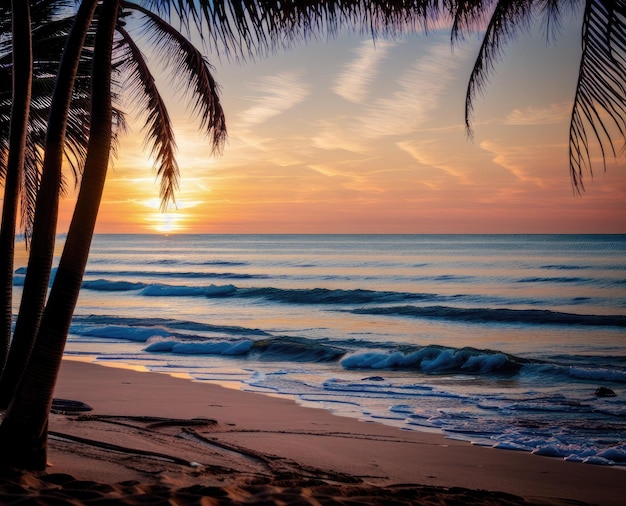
[0,359,621,505]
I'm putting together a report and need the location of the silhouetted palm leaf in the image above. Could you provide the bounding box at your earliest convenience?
[570,0,626,189]
[453,0,625,190]
[453,0,536,138]
[142,1,443,59]
[116,2,226,210]
[116,25,181,209]
[131,4,227,148]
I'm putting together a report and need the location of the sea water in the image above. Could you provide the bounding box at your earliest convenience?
[13,234,626,465]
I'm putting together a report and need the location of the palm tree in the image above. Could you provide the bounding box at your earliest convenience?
[0,0,120,468]
[0,0,91,369]
[0,0,32,368]
[0,0,98,409]
[0,0,227,469]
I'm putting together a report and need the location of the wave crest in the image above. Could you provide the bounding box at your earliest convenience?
[341,346,524,374]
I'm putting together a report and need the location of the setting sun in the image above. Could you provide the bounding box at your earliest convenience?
[147,212,183,233]
[141,198,184,233]
[140,198,208,233]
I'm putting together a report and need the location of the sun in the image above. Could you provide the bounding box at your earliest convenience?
[140,198,184,233]
[154,213,181,234]
[144,211,185,234]
[141,198,203,233]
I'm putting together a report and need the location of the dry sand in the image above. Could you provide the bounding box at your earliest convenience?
[1,359,622,505]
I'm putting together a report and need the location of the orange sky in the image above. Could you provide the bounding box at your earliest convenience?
[51,13,626,234]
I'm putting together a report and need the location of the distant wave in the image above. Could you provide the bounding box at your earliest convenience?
[79,280,453,304]
[82,280,147,291]
[71,314,269,337]
[568,366,626,383]
[85,269,265,280]
[76,280,625,326]
[237,287,440,305]
[345,305,626,327]
[541,264,626,271]
[142,283,236,297]
[517,276,593,284]
[145,260,248,267]
[541,264,592,270]
[88,258,248,267]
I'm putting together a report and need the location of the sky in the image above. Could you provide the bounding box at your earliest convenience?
[57,8,625,234]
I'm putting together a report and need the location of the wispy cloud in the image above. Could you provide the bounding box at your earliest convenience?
[312,41,471,154]
[236,70,309,129]
[396,139,474,186]
[310,117,372,154]
[505,102,571,126]
[479,139,566,188]
[358,43,471,138]
[332,40,396,103]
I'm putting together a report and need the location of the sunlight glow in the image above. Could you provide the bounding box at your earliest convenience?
[141,198,183,233]
[148,213,183,233]
[140,198,206,233]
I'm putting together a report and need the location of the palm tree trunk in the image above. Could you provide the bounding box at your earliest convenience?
[0,0,32,369]
[0,0,99,409]
[0,0,119,470]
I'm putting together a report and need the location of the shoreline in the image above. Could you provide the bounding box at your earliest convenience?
[22,358,620,504]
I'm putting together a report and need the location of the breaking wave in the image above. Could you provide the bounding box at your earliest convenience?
[69,314,626,382]
[340,347,527,374]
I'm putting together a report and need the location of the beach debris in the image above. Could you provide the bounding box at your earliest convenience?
[594,387,617,397]
[361,376,385,381]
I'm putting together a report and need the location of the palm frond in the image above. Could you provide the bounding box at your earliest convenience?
[569,0,626,191]
[20,135,43,244]
[139,1,445,60]
[451,0,491,40]
[115,24,180,210]
[126,1,227,152]
[454,0,536,139]
[0,137,7,182]
[63,95,91,185]
[535,0,578,43]
[0,62,8,180]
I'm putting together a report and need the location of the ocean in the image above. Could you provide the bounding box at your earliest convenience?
[14,234,626,465]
